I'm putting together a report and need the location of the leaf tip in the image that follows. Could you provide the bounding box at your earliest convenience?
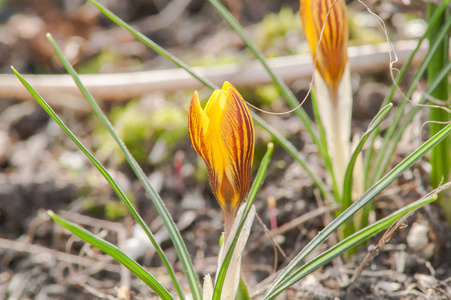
[10,66,20,77]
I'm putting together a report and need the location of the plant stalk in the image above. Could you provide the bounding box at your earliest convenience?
[427,3,451,220]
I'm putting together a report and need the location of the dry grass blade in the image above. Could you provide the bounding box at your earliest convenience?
[0,237,120,272]
[255,212,288,273]
[245,204,340,255]
[349,212,411,284]
[350,181,451,284]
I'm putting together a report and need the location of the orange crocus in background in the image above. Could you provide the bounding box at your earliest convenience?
[300,0,348,105]
[300,0,352,195]
[188,81,255,240]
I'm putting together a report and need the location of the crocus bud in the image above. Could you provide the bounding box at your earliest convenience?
[300,0,348,106]
[188,82,254,238]
[300,0,353,195]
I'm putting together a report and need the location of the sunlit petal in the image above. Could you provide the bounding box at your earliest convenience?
[188,82,255,237]
[300,0,348,104]
[221,86,254,211]
[300,0,352,194]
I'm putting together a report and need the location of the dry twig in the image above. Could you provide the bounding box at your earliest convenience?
[350,182,451,284]
[2,40,428,106]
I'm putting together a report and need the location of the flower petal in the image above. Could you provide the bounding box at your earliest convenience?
[300,0,316,56]
[300,0,348,102]
[189,90,227,207]
[188,91,210,161]
[220,85,254,212]
[188,82,255,233]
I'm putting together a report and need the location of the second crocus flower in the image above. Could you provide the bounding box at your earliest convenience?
[300,0,352,194]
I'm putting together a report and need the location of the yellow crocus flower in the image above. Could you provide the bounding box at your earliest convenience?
[300,0,348,106]
[188,82,254,238]
[300,0,352,195]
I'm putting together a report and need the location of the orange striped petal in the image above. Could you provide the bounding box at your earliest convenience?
[220,83,254,212]
[188,82,254,217]
[300,0,348,103]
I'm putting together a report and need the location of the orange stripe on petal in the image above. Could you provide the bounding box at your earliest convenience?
[221,87,254,212]
[188,82,255,218]
[300,0,348,104]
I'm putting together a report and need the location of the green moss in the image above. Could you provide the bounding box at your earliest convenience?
[83,192,136,221]
[105,201,128,220]
[191,53,242,67]
[76,50,141,74]
[348,11,386,45]
[255,7,301,56]
[254,84,280,106]
[93,98,188,165]
[83,197,105,217]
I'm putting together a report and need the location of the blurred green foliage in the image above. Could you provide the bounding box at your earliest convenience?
[191,53,242,67]
[255,7,301,57]
[105,200,129,220]
[254,85,280,106]
[77,50,141,74]
[348,11,387,45]
[83,192,136,221]
[93,98,187,165]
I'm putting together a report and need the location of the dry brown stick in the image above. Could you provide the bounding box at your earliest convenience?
[349,182,451,284]
[254,212,288,273]
[249,270,283,298]
[246,204,340,253]
[79,282,117,300]
[2,40,429,102]
[59,210,124,232]
[268,203,340,239]
[60,211,131,298]
[0,237,119,272]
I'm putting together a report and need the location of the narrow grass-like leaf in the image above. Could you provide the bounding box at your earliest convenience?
[12,66,177,297]
[45,33,186,300]
[236,278,250,300]
[264,193,438,299]
[369,12,451,186]
[207,0,326,159]
[87,0,325,206]
[252,113,328,197]
[364,62,451,229]
[264,119,451,297]
[341,103,392,237]
[213,143,274,299]
[371,60,451,188]
[48,211,174,300]
[427,3,450,202]
[364,0,450,184]
[89,0,215,91]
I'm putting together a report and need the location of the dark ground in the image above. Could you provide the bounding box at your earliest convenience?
[1,0,451,299]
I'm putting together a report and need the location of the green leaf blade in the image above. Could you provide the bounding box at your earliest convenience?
[264,120,451,298]
[264,193,438,299]
[48,211,174,300]
[44,33,195,300]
